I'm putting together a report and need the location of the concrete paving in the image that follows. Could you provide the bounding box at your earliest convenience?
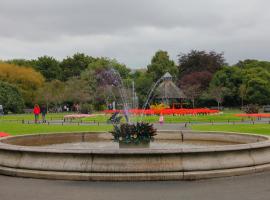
[1,172,270,200]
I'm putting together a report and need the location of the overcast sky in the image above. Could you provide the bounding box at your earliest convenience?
[0,0,269,68]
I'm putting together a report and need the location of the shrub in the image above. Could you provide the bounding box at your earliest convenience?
[0,81,25,113]
[245,104,259,114]
[111,122,157,144]
[80,103,93,114]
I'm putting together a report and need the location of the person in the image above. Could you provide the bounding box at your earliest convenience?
[40,104,47,123]
[33,104,40,124]
[159,113,164,125]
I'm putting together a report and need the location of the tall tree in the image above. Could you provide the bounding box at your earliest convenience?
[210,67,243,106]
[243,67,270,105]
[0,63,44,106]
[35,56,61,81]
[147,50,178,81]
[178,50,225,77]
[60,53,95,81]
[87,57,130,79]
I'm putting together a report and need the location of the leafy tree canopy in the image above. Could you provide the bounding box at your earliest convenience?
[147,50,177,81]
[178,50,225,77]
[60,53,95,81]
[34,56,61,81]
[0,81,24,113]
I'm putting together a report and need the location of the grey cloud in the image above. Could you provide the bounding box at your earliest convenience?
[0,0,270,67]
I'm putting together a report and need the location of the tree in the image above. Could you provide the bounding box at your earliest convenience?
[182,84,201,108]
[134,72,154,107]
[243,67,270,105]
[246,78,270,105]
[208,86,227,110]
[35,56,61,81]
[0,63,44,106]
[239,84,247,108]
[147,50,178,81]
[60,53,95,81]
[43,80,66,106]
[6,59,36,68]
[178,50,225,78]
[65,78,93,105]
[87,57,130,79]
[179,71,212,90]
[236,59,270,71]
[210,67,243,106]
[0,81,24,113]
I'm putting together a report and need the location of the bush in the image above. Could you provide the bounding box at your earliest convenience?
[0,63,45,105]
[111,122,157,144]
[245,104,259,114]
[80,103,93,114]
[0,81,25,113]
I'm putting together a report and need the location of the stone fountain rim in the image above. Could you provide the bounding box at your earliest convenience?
[0,131,269,155]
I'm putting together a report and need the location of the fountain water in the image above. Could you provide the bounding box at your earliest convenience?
[97,68,131,123]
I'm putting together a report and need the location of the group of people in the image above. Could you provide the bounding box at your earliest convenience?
[33,104,47,124]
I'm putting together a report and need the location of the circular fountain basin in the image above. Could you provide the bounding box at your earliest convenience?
[0,131,270,181]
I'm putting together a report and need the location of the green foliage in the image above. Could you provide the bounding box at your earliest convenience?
[87,57,130,79]
[210,65,270,106]
[35,56,61,81]
[244,104,259,114]
[210,67,243,105]
[111,122,157,144]
[178,50,225,77]
[0,81,24,113]
[236,59,270,71]
[6,59,36,68]
[134,72,153,107]
[147,50,177,81]
[243,67,270,105]
[0,63,44,106]
[80,103,94,114]
[65,78,93,104]
[60,53,95,81]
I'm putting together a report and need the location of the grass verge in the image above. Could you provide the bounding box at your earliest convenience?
[0,122,112,135]
[192,124,270,135]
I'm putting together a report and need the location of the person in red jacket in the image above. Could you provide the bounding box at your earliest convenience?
[33,104,40,124]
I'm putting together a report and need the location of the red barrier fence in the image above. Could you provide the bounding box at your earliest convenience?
[104,108,220,115]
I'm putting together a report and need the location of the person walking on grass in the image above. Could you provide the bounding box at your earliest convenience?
[40,104,47,123]
[33,104,40,124]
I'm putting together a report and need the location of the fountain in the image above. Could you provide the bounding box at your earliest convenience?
[1,70,270,181]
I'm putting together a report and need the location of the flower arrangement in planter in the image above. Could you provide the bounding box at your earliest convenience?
[111,122,157,147]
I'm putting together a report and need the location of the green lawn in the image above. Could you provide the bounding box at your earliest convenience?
[0,122,112,135]
[2,109,268,136]
[1,121,270,136]
[192,124,270,135]
[0,109,249,124]
[0,113,67,121]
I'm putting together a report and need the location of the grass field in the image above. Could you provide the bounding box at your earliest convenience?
[1,110,269,136]
[0,122,112,135]
[192,124,270,135]
[0,109,248,124]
